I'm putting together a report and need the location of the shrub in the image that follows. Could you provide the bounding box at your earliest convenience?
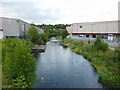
[27,26,50,45]
[88,40,91,44]
[79,41,84,46]
[101,41,109,51]
[27,26,40,44]
[36,39,45,45]
[41,33,49,43]
[73,48,80,54]
[94,36,108,51]
[94,36,101,46]
[2,38,36,88]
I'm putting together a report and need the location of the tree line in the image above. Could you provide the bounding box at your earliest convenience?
[31,23,70,30]
[27,24,69,44]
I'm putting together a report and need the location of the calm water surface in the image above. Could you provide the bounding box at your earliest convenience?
[33,41,103,88]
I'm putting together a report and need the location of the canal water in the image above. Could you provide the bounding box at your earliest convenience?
[33,40,103,88]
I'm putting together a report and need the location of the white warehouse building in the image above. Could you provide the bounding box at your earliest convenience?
[67,21,120,40]
[0,17,44,39]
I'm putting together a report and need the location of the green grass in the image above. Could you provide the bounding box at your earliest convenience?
[0,63,2,89]
[63,38,120,88]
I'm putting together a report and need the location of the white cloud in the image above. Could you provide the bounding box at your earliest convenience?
[0,0,119,24]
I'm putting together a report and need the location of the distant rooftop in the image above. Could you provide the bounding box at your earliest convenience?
[0,17,29,24]
[72,20,119,24]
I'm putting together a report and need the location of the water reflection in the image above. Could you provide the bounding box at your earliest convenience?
[34,41,103,88]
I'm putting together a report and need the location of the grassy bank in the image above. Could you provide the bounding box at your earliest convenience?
[2,38,36,88]
[63,38,120,88]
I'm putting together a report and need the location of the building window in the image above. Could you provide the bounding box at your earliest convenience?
[92,35,96,38]
[80,26,82,28]
[86,35,89,37]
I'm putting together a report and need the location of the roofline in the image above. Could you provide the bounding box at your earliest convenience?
[72,20,119,24]
[71,33,120,35]
[0,17,30,24]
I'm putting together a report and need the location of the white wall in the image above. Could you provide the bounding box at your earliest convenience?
[93,22,107,33]
[0,18,2,29]
[0,31,3,39]
[66,26,73,34]
[0,18,3,39]
[67,21,118,34]
[0,17,44,38]
[77,23,93,33]
[18,20,30,36]
[2,18,19,36]
[118,1,120,20]
[0,17,31,37]
[106,21,118,33]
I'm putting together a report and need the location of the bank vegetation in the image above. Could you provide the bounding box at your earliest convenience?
[62,37,120,88]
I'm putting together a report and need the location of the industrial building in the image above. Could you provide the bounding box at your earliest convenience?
[67,21,120,41]
[0,17,44,39]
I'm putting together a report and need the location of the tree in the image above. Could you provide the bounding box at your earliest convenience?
[61,29,69,39]
[27,26,41,44]
[41,33,49,43]
[94,36,108,51]
[94,36,101,48]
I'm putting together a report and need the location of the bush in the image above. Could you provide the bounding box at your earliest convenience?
[36,39,45,45]
[27,26,40,44]
[88,40,91,44]
[41,33,49,43]
[94,36,101,46]
[101,41,109,51]
[94,36,108,51]
[2,38,36,88]
[73,48,80,54]
[27,26,50,45]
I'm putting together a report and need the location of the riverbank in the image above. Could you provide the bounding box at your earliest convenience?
[62,38,120,88]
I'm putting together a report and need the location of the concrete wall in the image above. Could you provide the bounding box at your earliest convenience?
[18,19,30,36]
[2,17,20,36]
[0,18,3,39]
[93,22,107,33]
[0,17,45,39]
[67,21,119,34]
[106,21,118,33]
[0,17,30,38]
[0,18,2,29]
[66,26,73,34]
[77,23,93,33]
[0,31,3,39]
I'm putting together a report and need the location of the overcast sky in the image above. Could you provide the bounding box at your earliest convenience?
[0,0,119,24]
